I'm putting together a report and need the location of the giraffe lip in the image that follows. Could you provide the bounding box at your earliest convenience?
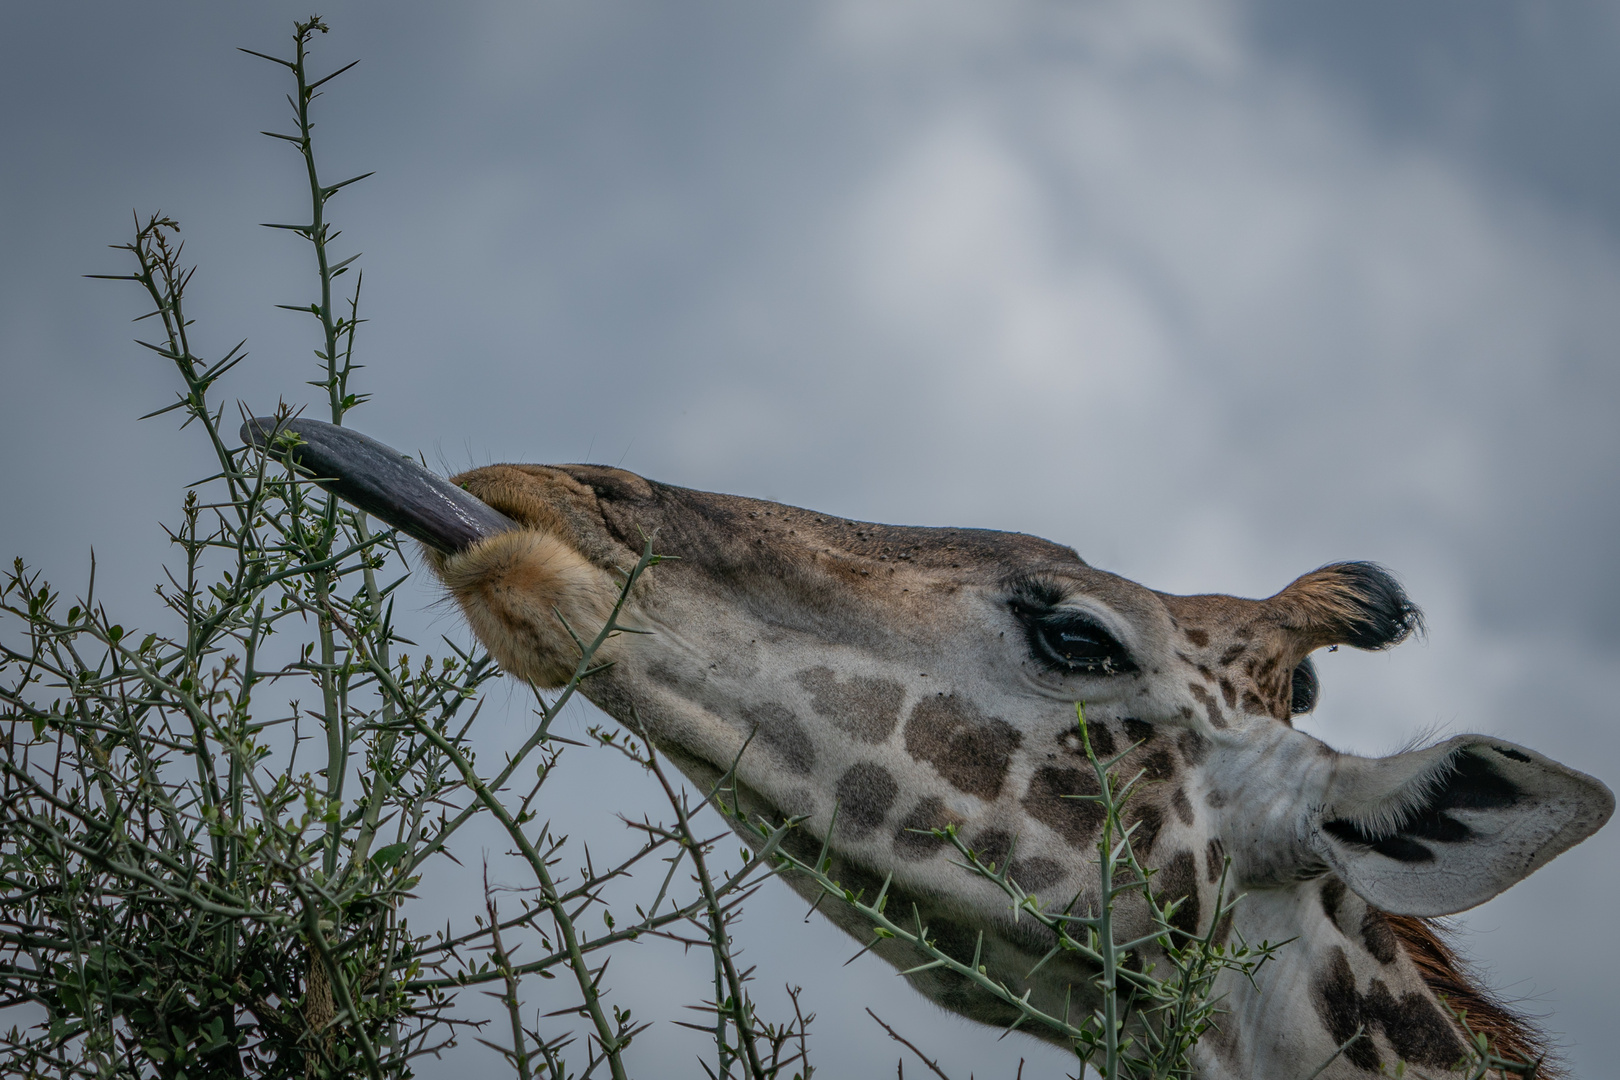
[240,416,518,553]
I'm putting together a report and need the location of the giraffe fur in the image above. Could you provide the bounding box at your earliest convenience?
[410,461,1612,1079]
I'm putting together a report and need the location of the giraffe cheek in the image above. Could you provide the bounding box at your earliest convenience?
[435,530,618,688]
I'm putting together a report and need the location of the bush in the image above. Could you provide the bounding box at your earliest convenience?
[0,20,806,1079]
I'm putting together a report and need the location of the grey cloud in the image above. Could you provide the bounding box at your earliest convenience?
[2,2,1616,1075]
[1249,0,1620,243]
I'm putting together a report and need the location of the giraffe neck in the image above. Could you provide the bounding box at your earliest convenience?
[1196,879,1546,1079]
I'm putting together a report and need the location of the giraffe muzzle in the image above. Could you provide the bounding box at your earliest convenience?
[240,416,517,553]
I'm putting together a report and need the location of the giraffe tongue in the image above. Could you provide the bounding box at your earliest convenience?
[239,416,517,554]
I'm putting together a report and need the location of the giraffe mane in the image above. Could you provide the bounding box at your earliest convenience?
[1389,913,1557,1077]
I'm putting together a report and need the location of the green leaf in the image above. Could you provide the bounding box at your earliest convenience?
[370,842,409,870]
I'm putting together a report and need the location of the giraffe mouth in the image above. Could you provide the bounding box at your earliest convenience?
[240,416,517,553]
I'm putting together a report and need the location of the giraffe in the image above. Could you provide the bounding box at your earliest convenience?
[247,419,1614,1079]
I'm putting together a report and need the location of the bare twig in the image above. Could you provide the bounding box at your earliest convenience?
[866,1009,955,1080]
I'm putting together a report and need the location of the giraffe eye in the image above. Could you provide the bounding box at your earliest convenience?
[1290,658,1320,715]
[1020,609,1137,676]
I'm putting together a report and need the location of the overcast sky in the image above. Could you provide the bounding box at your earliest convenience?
[3,3,1618,1076]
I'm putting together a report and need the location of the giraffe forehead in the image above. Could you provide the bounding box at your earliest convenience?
[460,462,1167,615]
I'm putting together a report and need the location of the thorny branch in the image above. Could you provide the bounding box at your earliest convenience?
[0,17,819,1080]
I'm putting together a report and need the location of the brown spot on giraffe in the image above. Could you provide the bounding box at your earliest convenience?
[1204,838,1226,884]
[1314,948,1383,1071]
[797,666,905,743]
[1086,722,1117,760]
[1022,766,1104,848]
[1313,947,1469,1072]
[740,702,815,775]
[1360,908,1398,965]
[1155,849,1202,938]
[893,796,960,860]
[1171,786,1195,826]
[904,695,1021,800]
[1142,749,1175,781]
[1011,856,1065,891]
[1187,682,1227,729]
[835,763,899,838]
[1319,877,1347,934]
[647,659,684,689]
[1363,979,1468,1069]
[970,828,1013,871]
[1127,802,1165,859]
[1389,915,1551,1069]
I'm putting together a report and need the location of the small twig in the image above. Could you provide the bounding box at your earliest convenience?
[642,737,769,1080]
[866,1009,955,1080]
[486,866,534,1080]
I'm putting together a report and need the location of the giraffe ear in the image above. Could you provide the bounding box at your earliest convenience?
[1308,735,1614,917]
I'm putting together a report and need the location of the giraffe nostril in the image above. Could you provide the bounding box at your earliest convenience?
[1291,658,1320,715]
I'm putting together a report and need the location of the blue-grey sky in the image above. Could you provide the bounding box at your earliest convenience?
[3,3,1617,1076]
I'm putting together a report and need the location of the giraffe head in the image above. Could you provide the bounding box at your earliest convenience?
[262,421,1613,1079]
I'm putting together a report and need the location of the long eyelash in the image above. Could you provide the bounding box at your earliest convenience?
[1005,574,1066,611]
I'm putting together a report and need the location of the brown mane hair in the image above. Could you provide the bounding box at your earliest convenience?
[1389,914,1554,1077]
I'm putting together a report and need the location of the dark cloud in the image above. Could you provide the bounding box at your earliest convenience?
[1249,0,1620,241]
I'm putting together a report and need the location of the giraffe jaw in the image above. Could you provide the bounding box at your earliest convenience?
[240,416,517,553]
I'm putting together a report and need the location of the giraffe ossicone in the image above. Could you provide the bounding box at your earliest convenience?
[259,420,1613,1080]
